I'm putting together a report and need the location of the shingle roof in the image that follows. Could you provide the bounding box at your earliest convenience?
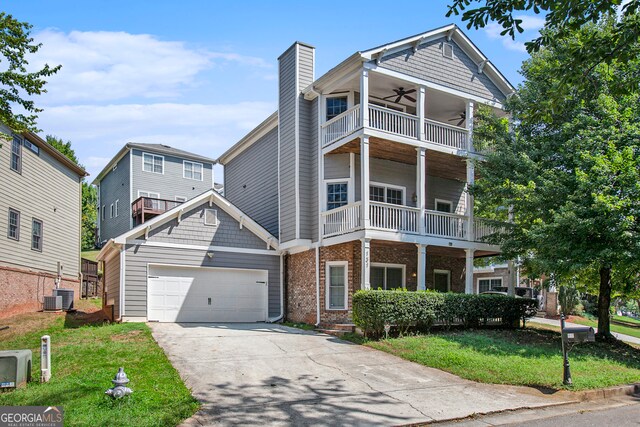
[126,143,216,163]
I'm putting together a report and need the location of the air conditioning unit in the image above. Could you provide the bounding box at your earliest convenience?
[0,350,32,389]
[53,288,74,311]
[43,295,62,311]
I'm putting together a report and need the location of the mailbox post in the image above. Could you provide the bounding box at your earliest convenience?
[560,314,595,386]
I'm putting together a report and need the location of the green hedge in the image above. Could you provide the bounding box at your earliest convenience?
[352,290,538,337]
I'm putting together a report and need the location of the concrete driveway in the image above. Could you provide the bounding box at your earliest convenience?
[150,323,573,426]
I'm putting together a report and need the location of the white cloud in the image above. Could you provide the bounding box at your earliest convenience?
[32,29,272,103]
[35,101,276,177]
[484,14,545,52]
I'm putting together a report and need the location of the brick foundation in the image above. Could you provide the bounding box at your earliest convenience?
[0,265,80,319]
[286,249,317,324]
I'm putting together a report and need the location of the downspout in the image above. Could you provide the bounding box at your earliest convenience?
[315,245,321,326]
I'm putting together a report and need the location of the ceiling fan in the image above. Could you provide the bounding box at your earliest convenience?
[449,112,466,127]
[383,87,416,104]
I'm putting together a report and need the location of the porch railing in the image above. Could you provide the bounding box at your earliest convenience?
[424,119,468,150]
[321,201,362,237]
[474,217,505,241]
[368,105,418,139]
[131,196,183,225]
[370,201,420,233]
[424,210,468,240]
[321,104,361,147]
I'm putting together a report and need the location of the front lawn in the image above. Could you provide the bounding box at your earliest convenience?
[569,316,640,340]
[355,328,640,391]
[0,301,198,426]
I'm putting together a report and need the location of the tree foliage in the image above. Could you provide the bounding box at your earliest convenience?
[472,20,640,339]
[46,135,97,250]
[0,13,60,132]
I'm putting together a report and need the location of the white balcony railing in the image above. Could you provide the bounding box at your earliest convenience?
[368,105,418,139]
[321,201,362,237]
[370,202,420,233]
[424,119,468,150]
[474,218,505,241]
[321,105,361,147]
[424,210,467,240]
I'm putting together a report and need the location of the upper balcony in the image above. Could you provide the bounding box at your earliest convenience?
[132,196,183,226]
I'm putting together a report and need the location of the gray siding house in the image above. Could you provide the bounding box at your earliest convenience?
[0,126,87,317]
[93,143,216,244]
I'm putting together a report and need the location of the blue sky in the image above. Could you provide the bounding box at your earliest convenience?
[3,0,543,179]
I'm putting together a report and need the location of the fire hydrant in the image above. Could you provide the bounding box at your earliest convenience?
[105,367,133,398]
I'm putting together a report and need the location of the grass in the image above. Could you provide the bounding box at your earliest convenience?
[281,321,315,331]
[80,250,101,262]
[613,315,640,327]
[0,300,198,426]
[346,327,640,391]
[569,316,640,339]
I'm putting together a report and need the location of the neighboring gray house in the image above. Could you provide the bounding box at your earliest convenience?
[0,126,87,317]
[92,143,216,244]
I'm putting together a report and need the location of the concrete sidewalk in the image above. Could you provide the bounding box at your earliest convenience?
[151,323,576,426]
[529,317,640,345]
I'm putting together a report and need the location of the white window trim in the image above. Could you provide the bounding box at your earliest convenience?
[175,196,187,202]
[101,205,105,221]
[137,190,160,199]
[433,269,451,292]
[323,92,354,124]
[442,42,454,59]
[115,199,119,217]
[326,261,349,311]
[477,276,503,293]
[142,152,164,174]
[370,181,407,205]
[110,204,114,219]
[325,179,350,210]
[434,198,453,212]
[204,208,219,226]
[371,263,406,290]
[183,160,204,181]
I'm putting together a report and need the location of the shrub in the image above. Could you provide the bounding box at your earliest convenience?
[559,284,581,315]
[352,290,538,338]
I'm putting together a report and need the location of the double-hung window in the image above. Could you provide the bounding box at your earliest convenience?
[326,96,348,121]
[371,264,404,290]
[110,204,114,218]
[183,161,203,181]
[142,153,164,174]
[327,182,348,210]
[31,218,43,251]
[11,136,22,173]
[370,183,404,205]
[115,200,119,217]
[478,278,503,293]
[101,205,105,221]
[327,261,348,310]
[8,209,20,240]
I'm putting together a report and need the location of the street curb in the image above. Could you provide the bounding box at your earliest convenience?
[573,383,640,401]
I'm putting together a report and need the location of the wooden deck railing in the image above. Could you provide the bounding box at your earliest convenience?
[131,196,184,224]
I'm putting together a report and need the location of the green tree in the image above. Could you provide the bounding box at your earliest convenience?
[0,13,60,132]
[46,135,97,250]
[472,21,640,340]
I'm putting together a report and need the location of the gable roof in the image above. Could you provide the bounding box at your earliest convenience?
[97,188,279,261]
[92,142,216,185]
[217,111,278,165]
[22,132,88,177]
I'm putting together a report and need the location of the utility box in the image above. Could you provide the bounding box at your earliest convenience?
[43,295,63,312]
[53,288,74,311]
[562,326,596,344]
[0,350,32,389]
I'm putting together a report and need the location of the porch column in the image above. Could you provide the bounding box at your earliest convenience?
[417,86,426,141]
[417,244,427,291]
[507,259,516,296]
[361,135,370,228]
[416,147,426,234]
[466,100,474,152]
[361,238,371,290]
[361,68,369,128]
[466,159,475,242]
[465,248,475,294]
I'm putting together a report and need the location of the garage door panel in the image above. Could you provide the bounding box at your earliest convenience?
[147,265,268,322]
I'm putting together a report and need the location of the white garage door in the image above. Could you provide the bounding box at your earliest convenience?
[147,265,268,322]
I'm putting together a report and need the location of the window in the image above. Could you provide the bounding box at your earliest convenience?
[204,209,218,226]
[142,153,164,174]
[31,218,43,251]
[115,200,119,217]
[110,204,114,218]
[326,96,348,120]
[175,196,187,202]
[478,277,503,293]
[370,183,405,205]
[8,209,20,240]
[435,199,453,213]
[23,139,39,155]
[433,270,450,292]
[371,264,405,290]
[138,191,160,210]
[183,161,203,181]
[101,205,105,221]
[11,136,22,173]
[327,262,348,310]
[443,42,454,59]
[138,191,160,199]
[327,182,348,210]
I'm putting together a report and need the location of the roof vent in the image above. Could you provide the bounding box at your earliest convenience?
[443,43,454,59]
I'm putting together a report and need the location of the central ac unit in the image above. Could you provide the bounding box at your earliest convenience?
[0,350,32,389]
[53,288,74,311]
[43,295,62,311]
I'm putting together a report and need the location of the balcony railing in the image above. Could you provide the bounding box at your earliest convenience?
[320,202,502,244]
[321,104,470,151]
[132,196,184,225]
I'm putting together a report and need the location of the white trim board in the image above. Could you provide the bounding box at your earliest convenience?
[326,260,349,311]
[130,240,280,256]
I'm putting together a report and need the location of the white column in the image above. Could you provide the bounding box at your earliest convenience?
[465,248,475,294]
[361,135,370,228]
[466,100,474,152]
[361,68,369,128]
[416,147,426,234]
[417,86,426,141]
[417,244,427,291]
[466,159,475,242]
[362,238,371,290]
